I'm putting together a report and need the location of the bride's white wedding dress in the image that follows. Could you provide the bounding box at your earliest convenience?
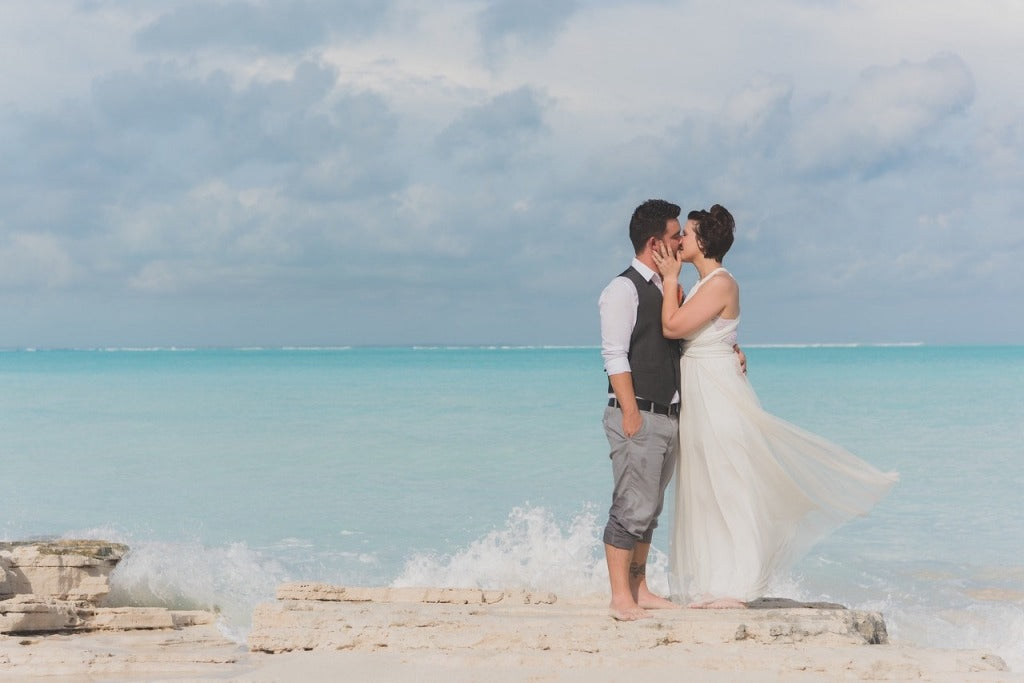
[669,268,897,603]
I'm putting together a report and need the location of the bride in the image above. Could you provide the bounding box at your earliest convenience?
[651,205,898,608]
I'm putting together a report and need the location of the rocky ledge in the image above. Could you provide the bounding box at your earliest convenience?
[250,582,889,654]
[0,540,214,635]
[1,543,1015,681]
[244,583,1012,680]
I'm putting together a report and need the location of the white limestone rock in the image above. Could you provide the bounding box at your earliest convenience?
[0,623,244,677]
[1,540,217,636]
[248,584,888,655]
[0,595,82,634]
[0,540,127,602]
[0,556,12,597]
[274,582,557,605]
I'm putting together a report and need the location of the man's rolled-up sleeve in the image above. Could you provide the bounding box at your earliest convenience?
[599,277,636,377]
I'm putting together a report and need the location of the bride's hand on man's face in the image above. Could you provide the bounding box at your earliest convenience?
[651,241,682,278]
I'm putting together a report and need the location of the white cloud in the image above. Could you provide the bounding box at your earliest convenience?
[134,0,392,54]
[975,107,1024,181]
[791,53,975,175]
[435,86,550,170]
[0,233,75,289]
[478,0,578,63]
[0,1,1021,345]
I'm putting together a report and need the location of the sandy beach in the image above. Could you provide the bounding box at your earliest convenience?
[2,543,1021,683]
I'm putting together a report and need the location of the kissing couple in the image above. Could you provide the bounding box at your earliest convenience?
[598,199,897,620]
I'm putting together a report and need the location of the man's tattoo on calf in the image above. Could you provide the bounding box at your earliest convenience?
[629,562,646,579]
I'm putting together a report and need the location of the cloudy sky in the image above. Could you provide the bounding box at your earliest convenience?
[1,1,1021,347]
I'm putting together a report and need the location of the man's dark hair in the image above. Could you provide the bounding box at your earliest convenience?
[629,199,681,254]
[688,204,735,262]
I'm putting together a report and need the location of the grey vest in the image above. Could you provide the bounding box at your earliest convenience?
[606,267,681,405]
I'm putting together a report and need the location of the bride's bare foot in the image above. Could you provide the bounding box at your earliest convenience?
[636,587,680,610]
[609,598,650,621]
[688,597,747,609]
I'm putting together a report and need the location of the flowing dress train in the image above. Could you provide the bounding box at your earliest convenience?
[669,268,898,603]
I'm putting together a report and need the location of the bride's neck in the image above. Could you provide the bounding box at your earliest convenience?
[694,257,722,280]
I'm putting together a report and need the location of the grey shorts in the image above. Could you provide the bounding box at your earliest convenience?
[602,405,678,550]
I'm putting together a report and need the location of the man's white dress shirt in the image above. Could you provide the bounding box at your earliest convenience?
[598,258,680,404]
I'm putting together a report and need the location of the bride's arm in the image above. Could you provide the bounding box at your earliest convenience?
[652,243,729,339]
[661,278,729,339]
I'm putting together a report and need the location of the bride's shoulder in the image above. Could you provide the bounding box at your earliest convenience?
[706,269,739,291]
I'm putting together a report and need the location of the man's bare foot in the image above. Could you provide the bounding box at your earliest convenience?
[609,606,650,621]
[636,588,680,609]
[609,598,650,621]
[688,597,747,609]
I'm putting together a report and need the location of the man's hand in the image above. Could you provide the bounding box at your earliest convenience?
[607,373,644,436]
[622,408,643,437]
[734,344,747,374]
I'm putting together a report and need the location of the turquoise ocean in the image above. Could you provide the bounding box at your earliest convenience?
[2,345,1023,667]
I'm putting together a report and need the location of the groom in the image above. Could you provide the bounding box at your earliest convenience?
[598,199,683,620]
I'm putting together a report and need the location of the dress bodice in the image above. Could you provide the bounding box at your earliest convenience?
[682,268,738,358]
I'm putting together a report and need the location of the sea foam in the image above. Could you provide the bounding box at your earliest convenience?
[84,532,287,642]
[392,505,669,598]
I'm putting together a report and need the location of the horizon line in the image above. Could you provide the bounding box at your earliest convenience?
[10,341,1024,353]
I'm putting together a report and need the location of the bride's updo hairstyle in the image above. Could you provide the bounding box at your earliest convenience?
[690,204,735,262]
